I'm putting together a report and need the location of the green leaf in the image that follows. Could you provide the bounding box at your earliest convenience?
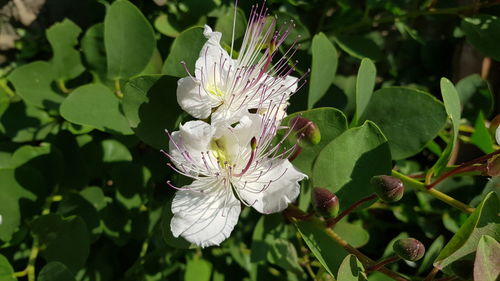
[101,139,132,163]
[0,102,57,143]
[12,143,63,188]
[355,58,376,124]
[312,121,391,209]
[359,87,447,160]
[434,192,500,278]
[470,111,494,153]
[0,254,16,281]
[431,78,461,175]
[60,84,133,134]
[104,0,155,79]
[337,255,367,281]
[154,14,180,37]
[162,27,205,78]
[462,15,500,61]
[333,220,370,248]
[215,6,247,45]
[46,19,84,81]
[81,23,109,84]
[53,131,89,190]
[31,214,90,272]
[474,235,500,281]
[38,262,76,281]
[185,257,212,281]
[7,61,62,110]
[282,107,348,176]
[57,193,102,242]
[333,34,382,61]
[294,219,348,277]
[308,33,338,108]
[80,186,108,211]
[123,75,183,149]
[417,235,445,274]
[0,167,45,242]
[140,49,163,75]
[456,74,493,120]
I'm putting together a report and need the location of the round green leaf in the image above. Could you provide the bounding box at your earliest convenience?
[101,139,132,163]
[57,193,102,242]
[0,254,15,281]
[337,255,367,281]
[281,107,348,176]
[434,192,500,277]
[60,84,133,135]
[154,14,181,37]
[46,19,84,81]
[308,32,338,108]
[359,87,447,160]
[123,75,182,149]
[81,23,110,84]
[355,58,376,123]
[7,61,63,110]
[38,262,76,281]
[333,220,369,248]
[462,15,500,61]
[104,0,156,79]
[162,27,205,78]
[31,214,90,272]
[313,121,391,209]
[0,167,45,242]
[474,235,500,281]
[185,257,212,281]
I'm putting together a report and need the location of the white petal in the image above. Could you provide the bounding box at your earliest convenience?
[236,159,307,214]
[496,126,500,145]
[176,77,212,119]
[179,120,216,151]
[170,178,241,247]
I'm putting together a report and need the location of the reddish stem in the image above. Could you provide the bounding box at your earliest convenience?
[367,256,400,273]
[325,193,377,227]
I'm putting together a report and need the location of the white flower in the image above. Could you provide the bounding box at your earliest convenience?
[176,4,305,126]
[164,111,306,247]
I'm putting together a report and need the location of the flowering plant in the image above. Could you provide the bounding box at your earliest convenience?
[0,0,499,281]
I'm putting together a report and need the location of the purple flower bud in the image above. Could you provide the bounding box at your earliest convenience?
[312,187,339,218]
[289,116,321,146]
[370,175,404,202]
[393,238,425,261]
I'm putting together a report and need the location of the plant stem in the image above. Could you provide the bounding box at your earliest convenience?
[57,80,70,94]
[114,79,124,98]
[325,193,377,227]
[423,267,440,281]
[27,237,39,281]
[366,256,400,273]
[0,79,15,97]
[391,170,474,214]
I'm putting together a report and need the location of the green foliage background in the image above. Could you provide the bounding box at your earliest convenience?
[0,0,499,280]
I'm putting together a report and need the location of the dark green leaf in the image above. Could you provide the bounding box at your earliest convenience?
[282,107,348,176]
[474,235,500,281]
[337,255,367,281]
[46,19,84,81]
[0,254,15,281]
[294,219,348,277]
[359,87,447,160]
[308,33,338,108]
[57,193,102,242]
[101,139,132,163]
[7,61,62,110]
[434,192,500,278]
[333,34,382,61]
[162,27,205,78]
[81,23,109,84]
[431,78,461,175]
[470,111,494,153]
[355,58,376,124]
[31,214,90,272]
[60,84,133,134]
[417,235,445,274]
[0,167,45,242]
[123,75,183,149]
[104,0,156,79]
[462,15,500,61]
[12,143,63,188]
[456,74,493,120]
[38,262,76,281]
[214,6,247,45]
[313,121,391,209]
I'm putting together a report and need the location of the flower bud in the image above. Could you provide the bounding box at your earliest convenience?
[370,175,404,202]
[312,187,339,218]
[393,238,425,261]
[486,154,500,177]
[289,116,321,146]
